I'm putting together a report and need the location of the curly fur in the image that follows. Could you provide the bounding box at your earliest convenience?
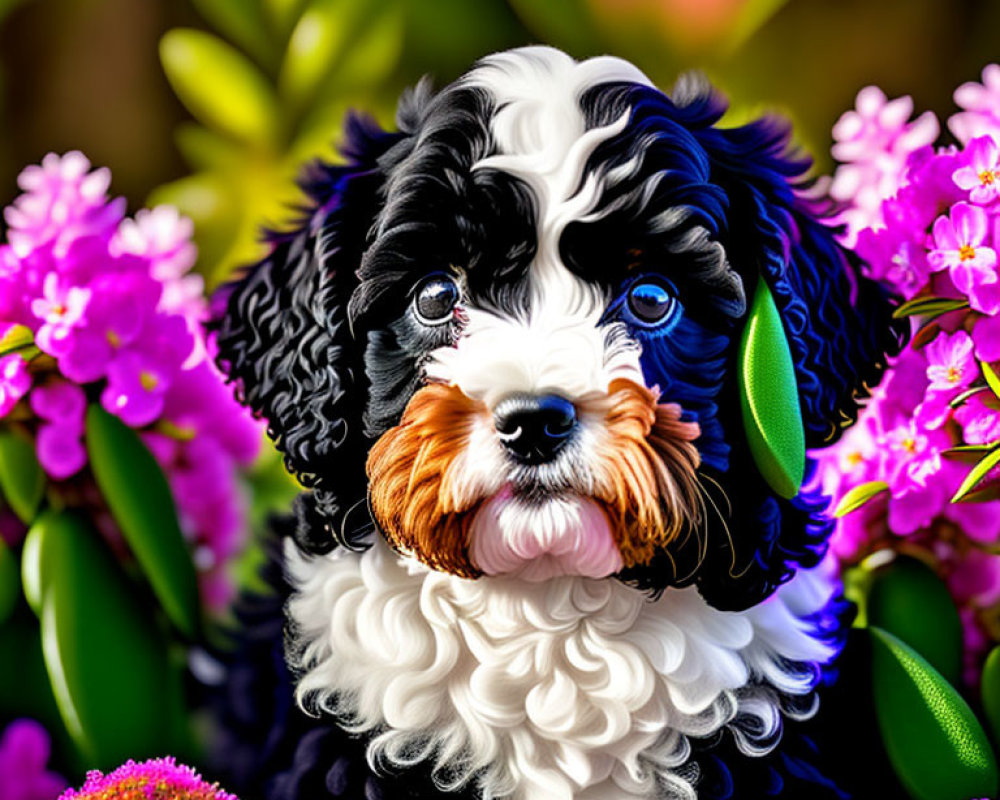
[213,46,903,799]
[287,536,840,800]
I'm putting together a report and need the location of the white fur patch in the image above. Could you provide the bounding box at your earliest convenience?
[288,538,838,800]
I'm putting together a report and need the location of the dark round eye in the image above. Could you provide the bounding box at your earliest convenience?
[627,280,674,324]
[413,275,459,325]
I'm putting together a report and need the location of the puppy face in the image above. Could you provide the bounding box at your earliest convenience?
[216,47,902,610]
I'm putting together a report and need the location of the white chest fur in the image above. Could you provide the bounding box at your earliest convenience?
[286,538,838,800]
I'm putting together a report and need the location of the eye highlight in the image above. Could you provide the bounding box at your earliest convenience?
[413,275,460,325]
[627,279,676,325]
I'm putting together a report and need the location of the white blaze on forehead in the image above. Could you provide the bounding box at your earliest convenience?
[428,48,654,405]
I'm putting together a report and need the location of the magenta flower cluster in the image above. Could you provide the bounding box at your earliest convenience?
[0,719,66,800]
[58,756,237,800]
[0,152,261,607]
[817,66,1000,681]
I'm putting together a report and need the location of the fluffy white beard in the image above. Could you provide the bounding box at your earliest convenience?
[287,537,838,800]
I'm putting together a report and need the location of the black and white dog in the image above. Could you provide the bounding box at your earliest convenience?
[214,47,901,800]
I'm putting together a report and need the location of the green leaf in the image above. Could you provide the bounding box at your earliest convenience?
[263,0,310,36]
[189,0,277,68]
[0,324,33,357]
[85,405,199,637]
[34,511,184,767]
[0,538,18,624]
[871,626,998,800]
[0,430,45,524]
[983,361,1000,400]
[983,646,1000,747]
[951,386,991,409]
[160,29,279,146]
[892,296,970,319]
[832,480,889,517]
[22,509,73,617]
[944,444,997,464]
[174,123,244,171]
[951,446,1000,503]
[0,620,63,741]
[738,279,805,499]
[279,0,392,109]
[867,556,963,687]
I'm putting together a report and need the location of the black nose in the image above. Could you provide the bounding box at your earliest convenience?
[493,393,577,465]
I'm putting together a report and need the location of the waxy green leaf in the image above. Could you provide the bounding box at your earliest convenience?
[951,446,1000,503]
[738,279,805,499]
[29,511,183,767]
[892,296,970,319]
[160,29,279,146]
[833,480,889,517]
[0,538,18,624]
[0,324,33,358]
[867,557,963,687]
[982,646,1000,748]
[982,361,1000,400]
[0,430,44,523]
[85,405,199,638]
[871,626,997,800]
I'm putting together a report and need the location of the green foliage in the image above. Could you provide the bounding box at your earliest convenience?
[983,646,1000,748]
[867,556,963,687]
[85,405,200,638]
[0,537,18,624]
[23,510,187,769]
[951,444,1000,503]
[832,480,889,517]
[892,295,971,319]
[154,0,407,289]
[738,278,805,499]
[870,626,998,800]
[0,427,45,524]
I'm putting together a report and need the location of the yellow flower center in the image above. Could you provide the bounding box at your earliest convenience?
[947,365,962,383]
[139,370,158,392]
[846,451,865,467]
[902,437,917,453]
[980,169,996,186]
[960,243,976,261]
[106,329,121,348]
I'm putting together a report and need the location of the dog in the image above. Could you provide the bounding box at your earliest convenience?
[214,46,902,800]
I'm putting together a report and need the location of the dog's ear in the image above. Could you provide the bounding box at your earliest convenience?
[213,113,410,554]
[679,90,906,609]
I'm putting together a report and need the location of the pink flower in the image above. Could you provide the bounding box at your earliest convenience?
[885,419,950,493]
[0,719,66,800]
[949,64,1000,145]
[113,205,197,281]
[58,756,238,800]
[925,330,976,391]
[29,380,85,424]
[954,392,1000,445]
[953,136,1000,204]
[30,273,90,355]
[101,350,174,428]
[829,86,939,244]
[973,314,1000,361]
[0,354,31,417]
[35,424,86,480]
[927,202,999,310]
[4,151,124,258]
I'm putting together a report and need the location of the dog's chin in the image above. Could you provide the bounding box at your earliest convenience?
[468,486,623,581]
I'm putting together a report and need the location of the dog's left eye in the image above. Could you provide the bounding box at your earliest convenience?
[413,275,460,325]
[627,280,675,325]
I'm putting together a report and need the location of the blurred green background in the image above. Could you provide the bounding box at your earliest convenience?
[1,0,998,292]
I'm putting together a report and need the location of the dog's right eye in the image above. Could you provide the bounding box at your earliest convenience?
[413,275,460,325]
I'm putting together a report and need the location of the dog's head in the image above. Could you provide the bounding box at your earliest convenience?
[215,47,902,611]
